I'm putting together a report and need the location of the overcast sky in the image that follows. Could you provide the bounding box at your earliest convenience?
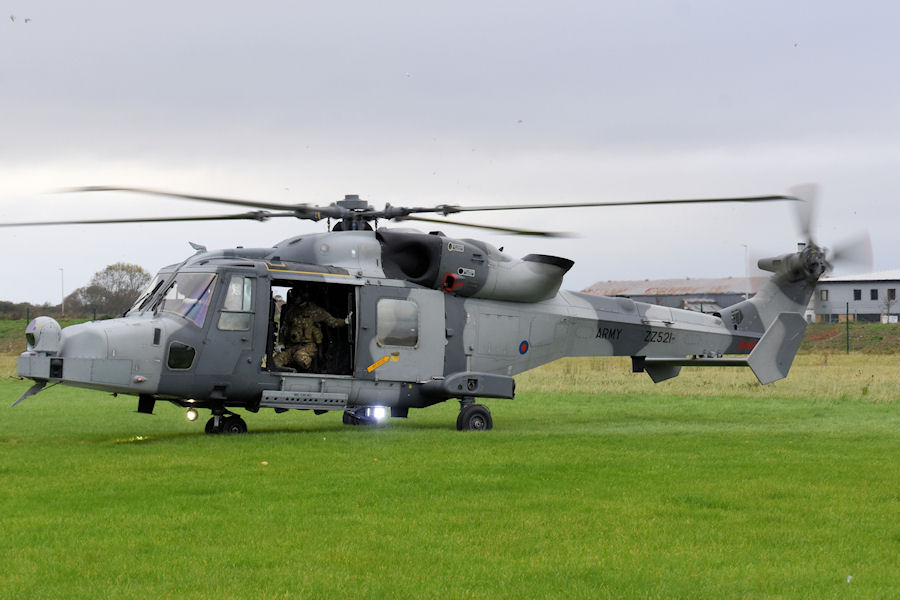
[1,1,897,304]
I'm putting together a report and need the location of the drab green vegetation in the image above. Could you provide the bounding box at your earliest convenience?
[2,354,899,598]
[800,322,900,354]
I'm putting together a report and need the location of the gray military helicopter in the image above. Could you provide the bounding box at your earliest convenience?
[4,184,853,433]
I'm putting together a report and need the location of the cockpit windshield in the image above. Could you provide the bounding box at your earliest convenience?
[157,273,217,327]
[126,274,165,316]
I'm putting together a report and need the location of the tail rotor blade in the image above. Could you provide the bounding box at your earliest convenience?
[788,183,819,243]
[829,231,873,272]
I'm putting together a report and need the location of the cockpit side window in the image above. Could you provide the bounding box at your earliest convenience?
[158,273,217,327]
[218,275,254,331]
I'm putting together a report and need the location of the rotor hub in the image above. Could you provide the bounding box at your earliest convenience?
[798,244,830,282]
[337,195,371,212]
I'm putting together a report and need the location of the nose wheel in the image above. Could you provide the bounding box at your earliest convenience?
[205,411,248,434]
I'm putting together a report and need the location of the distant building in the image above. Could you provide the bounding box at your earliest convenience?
[813,271,900,323]
[582,277,754,314]
[584,271,900,324]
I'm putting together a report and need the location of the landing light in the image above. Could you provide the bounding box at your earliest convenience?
[186,408,199,422]
[370,406,387,421]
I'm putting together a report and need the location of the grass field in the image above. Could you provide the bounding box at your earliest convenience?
[2,355,899,599]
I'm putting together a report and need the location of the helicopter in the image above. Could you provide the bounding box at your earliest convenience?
[4,184,852,433]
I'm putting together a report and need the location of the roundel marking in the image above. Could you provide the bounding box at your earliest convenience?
[519,340,529,355]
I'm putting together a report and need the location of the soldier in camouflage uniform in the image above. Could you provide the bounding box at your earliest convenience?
[274,288,346,371]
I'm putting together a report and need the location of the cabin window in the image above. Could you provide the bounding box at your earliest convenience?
[218,275,254,331]
[377,299,419,347]
[158,273,217,327]
[167,342,196,370]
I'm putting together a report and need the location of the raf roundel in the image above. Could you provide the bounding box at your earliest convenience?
[519,340,529,355]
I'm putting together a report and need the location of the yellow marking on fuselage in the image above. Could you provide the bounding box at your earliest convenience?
[366,354,400,373]
[264,263,351,277]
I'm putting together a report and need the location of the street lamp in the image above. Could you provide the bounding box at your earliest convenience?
[741,244,749,300]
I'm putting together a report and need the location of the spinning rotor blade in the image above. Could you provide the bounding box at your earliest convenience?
[788,183,818,243]
[1,185,805,233]
[64,186,306,212]
[385,192,802,236]
[0,211,298,227]
[782,183,871,273]
[428,194,800,216]
[395,215,574,237]
[829,232,873,271]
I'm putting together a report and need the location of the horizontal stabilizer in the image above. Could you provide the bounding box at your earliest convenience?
[633,312,807,385]
[635,355,748,383]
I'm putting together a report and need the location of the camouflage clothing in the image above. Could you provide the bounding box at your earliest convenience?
[274,299,344,370]
[275,342,318,370]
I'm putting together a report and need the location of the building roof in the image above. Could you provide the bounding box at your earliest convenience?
[820,270,900,283]
[582,270,900,297]
[582,276,754,297]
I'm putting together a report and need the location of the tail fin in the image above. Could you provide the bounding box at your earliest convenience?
[745,312,807,384]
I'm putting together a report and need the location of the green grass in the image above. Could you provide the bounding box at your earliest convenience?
[2,358,899,599]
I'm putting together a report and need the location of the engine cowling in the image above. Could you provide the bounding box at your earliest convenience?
[378,230,573,302]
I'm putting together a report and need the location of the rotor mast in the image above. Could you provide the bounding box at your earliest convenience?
[331,194,377,232]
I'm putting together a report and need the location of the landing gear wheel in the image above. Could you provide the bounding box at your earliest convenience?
[457,404,493,431]
[221,415,248,434]
[204,413,248,434]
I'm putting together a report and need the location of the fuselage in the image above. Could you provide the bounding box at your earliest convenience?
[17,229,765,415]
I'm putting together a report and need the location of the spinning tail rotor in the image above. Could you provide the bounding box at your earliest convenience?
[757,183,871,281]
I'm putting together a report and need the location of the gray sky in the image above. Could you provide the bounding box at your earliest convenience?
[1,1,897,304]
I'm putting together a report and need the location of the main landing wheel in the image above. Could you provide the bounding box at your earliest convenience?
[457,404,493,431]
[205,414,248,434]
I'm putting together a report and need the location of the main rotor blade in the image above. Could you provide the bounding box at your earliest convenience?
[64,186,310,212]
[395,215,574,237]
[0,211,300,227]
[428,194,800,215]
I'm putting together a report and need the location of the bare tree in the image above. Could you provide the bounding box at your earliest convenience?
[884,291,897,323]
[67,263,151,317]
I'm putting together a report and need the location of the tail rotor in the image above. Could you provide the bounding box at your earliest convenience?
[756,183,871,281]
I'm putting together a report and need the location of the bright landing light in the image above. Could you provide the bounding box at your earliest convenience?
[186,408,199,422]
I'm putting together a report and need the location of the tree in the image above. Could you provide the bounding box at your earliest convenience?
[67,263,152,317]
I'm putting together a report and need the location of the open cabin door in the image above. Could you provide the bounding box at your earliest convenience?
[356,286,446,382]
[268,279,356,375]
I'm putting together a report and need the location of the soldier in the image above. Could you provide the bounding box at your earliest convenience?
[274,288,346,371]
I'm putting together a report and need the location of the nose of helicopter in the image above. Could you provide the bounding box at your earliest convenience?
[17,317,164,395]
[58,321,110,358]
